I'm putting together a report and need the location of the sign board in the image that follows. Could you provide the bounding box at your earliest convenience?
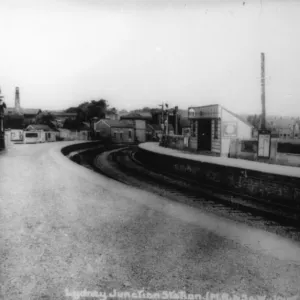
[222,122,237,137]
[188,105,220,119]
[258,130,271,158]
[184,136,189,147]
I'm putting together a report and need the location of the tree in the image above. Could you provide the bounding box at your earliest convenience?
[247,114,262,129]
[64,99,108,131]
[107,107,117,114]
[142,107,152,112]
[36,112,55,125]
[63,118,79,130]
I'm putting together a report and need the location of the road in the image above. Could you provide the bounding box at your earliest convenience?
[0,142,300,300]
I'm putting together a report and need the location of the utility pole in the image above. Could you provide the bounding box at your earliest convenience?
[165,103,169,135]
[261,52,266,130]
[159,102,164,131]
[174,106,178,135]
[257,52,271,159]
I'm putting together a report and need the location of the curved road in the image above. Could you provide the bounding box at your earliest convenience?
[0,142,300,299]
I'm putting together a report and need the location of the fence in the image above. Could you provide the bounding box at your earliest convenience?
[160,135,188,150]
[229,138,300,167]
[58,131,90,141]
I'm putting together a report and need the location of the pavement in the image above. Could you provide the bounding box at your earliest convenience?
[0,142,300,300]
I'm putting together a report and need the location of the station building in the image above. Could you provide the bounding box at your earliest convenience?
[188,104,252,156]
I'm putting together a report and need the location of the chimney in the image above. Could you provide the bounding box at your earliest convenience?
[15,87,20,112]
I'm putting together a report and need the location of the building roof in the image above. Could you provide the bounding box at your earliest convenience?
[4,107,41,116]
[120,112,152,120]
[58,128,71,132]
[97,119,134,128]
[22,108,41,115]
[147,124,162,131]
[4,108,22,115]
[40,111,77,117]
[26,124,55,131]
[188,104,253,128]
[221,106,253,127]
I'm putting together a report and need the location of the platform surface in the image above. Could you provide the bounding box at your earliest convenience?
[139,142,300,178]
[1,142,300,298]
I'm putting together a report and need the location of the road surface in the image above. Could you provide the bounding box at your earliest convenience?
[0,142,300,300]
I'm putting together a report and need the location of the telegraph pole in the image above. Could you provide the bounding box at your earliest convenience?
[174,106,178,135]
[257,52,271,159]
[165,103,169,135]
[159,102,164,131]
[261,52,266,130]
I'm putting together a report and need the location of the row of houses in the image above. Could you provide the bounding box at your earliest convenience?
[8,124,90,144]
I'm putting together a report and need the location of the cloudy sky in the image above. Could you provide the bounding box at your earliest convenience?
[0,0,298,115]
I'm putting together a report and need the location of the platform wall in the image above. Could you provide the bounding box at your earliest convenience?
[137,147,300,207]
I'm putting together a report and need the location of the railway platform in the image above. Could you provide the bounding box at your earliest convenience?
[137,142,300,208]
[139,142,300,178]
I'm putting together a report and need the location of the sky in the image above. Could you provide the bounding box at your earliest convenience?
[0,0,299,116]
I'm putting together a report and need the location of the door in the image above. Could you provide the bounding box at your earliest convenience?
[197,119,212,151]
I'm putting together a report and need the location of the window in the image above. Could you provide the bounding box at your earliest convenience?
[25,132,38,138]
[241,141,257,153]
[120,132,123,139]
[113,132,117,138]
[191,121,196,137]
[214,120,219,139]
[188,108,196,118]
[128,130,132,139]
[278,142,300,154]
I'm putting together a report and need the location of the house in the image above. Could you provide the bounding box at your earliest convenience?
[105,110,119,120]
[94,119,135,144]
[25,124,58,142]
[23,108,42,125]
[266,117,300,139]
[38,111,77,128]
[188,104,253,156]
[120,112,152,142]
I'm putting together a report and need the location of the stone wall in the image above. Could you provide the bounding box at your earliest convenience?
[137,147,300,208]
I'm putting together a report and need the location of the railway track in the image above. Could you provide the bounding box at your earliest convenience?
[75,145,300,240]
[89,148,300,240]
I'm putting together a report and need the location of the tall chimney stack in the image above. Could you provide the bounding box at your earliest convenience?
[261,53,266,130]
[15,87,20,112]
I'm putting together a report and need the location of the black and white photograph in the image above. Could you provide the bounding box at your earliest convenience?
[0,0,300,299]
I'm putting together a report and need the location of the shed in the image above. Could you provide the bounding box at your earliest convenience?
[94,119,135,143]
[188,104,253,156]
[25,124,58,142]
[120,112,152,142]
